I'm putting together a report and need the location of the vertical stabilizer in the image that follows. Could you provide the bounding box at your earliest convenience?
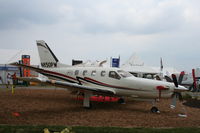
[36,40,59,68]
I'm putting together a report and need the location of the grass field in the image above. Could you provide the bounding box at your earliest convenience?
[1,87,200,132]
[0,125,200,133]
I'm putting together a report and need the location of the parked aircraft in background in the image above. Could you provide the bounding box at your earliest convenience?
[121,54,200,92]
[165,69,200,92]
[10,40,188,113]
[121,54,180,79]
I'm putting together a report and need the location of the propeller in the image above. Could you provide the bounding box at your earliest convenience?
[170,74,188,117]
[172,74,178,87]
[165,71,185,84]
[170,74,183,109]
[178,71,185,85]
[156,73,184,101]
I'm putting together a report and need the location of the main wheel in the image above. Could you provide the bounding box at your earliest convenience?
[84,103,92,109]
[151,106,160,113]
[118,98,125,104]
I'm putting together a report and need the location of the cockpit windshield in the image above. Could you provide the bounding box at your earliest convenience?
[117,70,133,78]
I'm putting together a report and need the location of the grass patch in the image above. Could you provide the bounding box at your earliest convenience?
[0,125,200,133]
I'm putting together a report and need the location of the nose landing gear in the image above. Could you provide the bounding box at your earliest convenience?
[151,100,160,113]
[151,106,160,113]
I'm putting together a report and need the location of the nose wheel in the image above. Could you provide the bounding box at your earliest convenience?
[151,106,160,113]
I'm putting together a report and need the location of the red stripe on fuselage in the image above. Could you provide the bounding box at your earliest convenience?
[84,77,142,91]
[43,69,77,81]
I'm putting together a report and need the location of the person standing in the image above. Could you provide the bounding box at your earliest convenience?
[6,73,12,88]
[12,72,17,88]
[0,76,3,85]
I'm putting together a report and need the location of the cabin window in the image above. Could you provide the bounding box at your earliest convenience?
[83,70,87,76]
[109,71,121,80]
[67,71,73,76]
[75,70,79,76]
[91,71,96,76]
[101,71,106,77]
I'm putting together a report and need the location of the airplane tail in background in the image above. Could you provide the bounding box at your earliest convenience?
[36,40,68,68]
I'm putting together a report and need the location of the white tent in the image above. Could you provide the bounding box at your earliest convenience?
[0,49,40,65]
[0,49,40,84]
[121,53,157,76]
[121,53,180,77]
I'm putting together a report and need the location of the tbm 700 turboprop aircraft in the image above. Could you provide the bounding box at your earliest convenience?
[10,40,188,113]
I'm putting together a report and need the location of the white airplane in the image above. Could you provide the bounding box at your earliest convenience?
[10,40,188,113]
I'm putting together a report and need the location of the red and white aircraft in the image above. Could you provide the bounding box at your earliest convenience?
[11,40,188,113]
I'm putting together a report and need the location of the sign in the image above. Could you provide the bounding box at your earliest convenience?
[112,58,120,68]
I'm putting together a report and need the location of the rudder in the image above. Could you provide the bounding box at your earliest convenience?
[36,40,59,68]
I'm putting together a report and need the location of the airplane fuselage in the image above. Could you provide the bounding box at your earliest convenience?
[40,66,180,99]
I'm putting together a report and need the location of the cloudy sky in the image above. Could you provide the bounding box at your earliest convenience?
[0,0,200,71]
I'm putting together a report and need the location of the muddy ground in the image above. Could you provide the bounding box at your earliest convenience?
[0,87,200,127]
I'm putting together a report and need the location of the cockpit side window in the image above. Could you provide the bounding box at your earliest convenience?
[117,70,133,78]
[109,71,121,80]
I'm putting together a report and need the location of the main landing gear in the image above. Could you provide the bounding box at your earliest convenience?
[83,92,92,109]
[118,97,126,104]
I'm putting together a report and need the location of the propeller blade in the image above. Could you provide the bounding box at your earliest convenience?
[170,94,177,109]
[170,92,182,109]
[165,75,173,82]
[172,74,178,87]
[178,71,185,85]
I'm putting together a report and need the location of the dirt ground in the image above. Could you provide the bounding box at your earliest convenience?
[0,87,200,128]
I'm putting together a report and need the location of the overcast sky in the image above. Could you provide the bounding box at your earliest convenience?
[0,0,200,71]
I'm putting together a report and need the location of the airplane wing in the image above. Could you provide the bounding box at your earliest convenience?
[17,77,115,95]
[10,62,116,96]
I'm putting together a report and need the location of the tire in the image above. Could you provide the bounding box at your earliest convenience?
[118,98,125,104]
[151,106,159,113]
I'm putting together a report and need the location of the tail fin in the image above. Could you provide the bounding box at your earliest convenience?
[36,40,59,68]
